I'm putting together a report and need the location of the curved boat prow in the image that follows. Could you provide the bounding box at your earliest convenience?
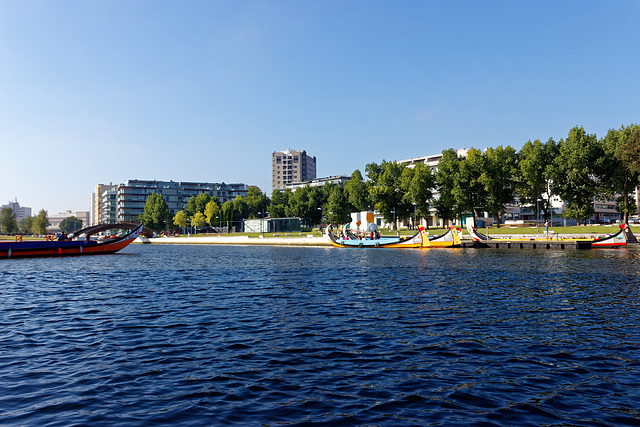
[622,223,638,244]
[590,223,629,248]
[466,222,491,242]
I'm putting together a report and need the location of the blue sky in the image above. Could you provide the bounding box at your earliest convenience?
[1,0,639,215]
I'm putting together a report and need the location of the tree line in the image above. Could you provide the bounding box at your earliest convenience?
[0,209,55,235]
[139,124,639,232]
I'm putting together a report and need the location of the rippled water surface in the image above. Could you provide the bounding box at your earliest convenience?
[1,244,640,426]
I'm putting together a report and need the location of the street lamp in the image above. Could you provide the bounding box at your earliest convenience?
[390,210,396,233]
[330,211,333,228]
[536,198,540,234]
[260,212,265,238]
[413,202,417,230]
[317,207,323,234]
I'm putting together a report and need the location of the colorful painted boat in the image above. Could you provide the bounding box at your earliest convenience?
[0,223,143,259]
[466,222,633,249]
[328,225,462,248]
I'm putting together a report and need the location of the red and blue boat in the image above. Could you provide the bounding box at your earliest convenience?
[0,223,143,259]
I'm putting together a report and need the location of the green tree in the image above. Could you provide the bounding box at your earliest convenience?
[286,186,310,218]
[434,149,461,227]
[20,216,34,234]
[184,193,212,218]
[617,126,640,174]
[140,193,171,232]
[480,145,518,227]
[32,209,50,235]
[365,162,384,187]
[453,148,486,225]
[552,126,602,224]
[268,190,290,218]
[221,200,235,230]
[517,138,559,221]
[245,186,268,218]
[325,186,352,224]
[1,207,17,234]
[602,124,640,222]
[192,212,207,232]
[184,196,197,218]
[345,169,371,212]
[369,160,407,229]
[233,195,249,221]
[59,216,83,233]
[173,210,188,231]
[401,162,436,228]
[195,193,212,214]
[204,200,220,225]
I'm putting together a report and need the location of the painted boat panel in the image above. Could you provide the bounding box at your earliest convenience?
[466,222,632,249]
[328,225,461,248]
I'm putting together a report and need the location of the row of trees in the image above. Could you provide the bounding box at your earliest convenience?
[139,123,639,232]
[435,124,640,226]
[0,208,52,235]
[269,124,640,228]
[140,187,270,232]
[370,124,639,227]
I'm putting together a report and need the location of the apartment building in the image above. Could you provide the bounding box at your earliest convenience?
[272,149,316,192]
[1,199,32,222]
[116,180,249,223]
[282,175,351,192]
[90,184,117,225]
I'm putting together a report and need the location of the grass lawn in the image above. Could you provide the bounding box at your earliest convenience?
[5,225,637,240]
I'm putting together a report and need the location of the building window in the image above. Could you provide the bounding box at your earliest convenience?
[293,156,299,162]
[276,157,282,164]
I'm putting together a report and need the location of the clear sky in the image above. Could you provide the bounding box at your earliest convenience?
[1,0,639,215]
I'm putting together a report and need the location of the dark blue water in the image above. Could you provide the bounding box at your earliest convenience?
[1,245,639,426]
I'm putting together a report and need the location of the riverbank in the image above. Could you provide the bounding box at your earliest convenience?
[134,229,627,246]
[136,234,332,246]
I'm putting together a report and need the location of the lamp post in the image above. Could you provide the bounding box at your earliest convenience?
[317,207,323,234]
[413,202,417,230]
[260,212,265,238]
[330,211,333,228]
[391,210,396,233]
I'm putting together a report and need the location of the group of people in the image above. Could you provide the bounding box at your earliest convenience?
[338,224,380,240]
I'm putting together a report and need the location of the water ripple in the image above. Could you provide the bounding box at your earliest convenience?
[0,245,639,425]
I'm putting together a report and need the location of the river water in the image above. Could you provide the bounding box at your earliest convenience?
[1,244,639,426]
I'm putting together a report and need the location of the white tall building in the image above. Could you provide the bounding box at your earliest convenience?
[91,184,116,225]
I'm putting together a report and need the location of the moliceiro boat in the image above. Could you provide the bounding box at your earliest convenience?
[328,225,462,248]
[0,223,143,259]
[466,222,635,249]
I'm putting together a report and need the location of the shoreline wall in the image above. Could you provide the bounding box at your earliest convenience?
[135,235,332,246]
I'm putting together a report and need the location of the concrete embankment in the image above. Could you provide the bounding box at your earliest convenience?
[135,235,332,247]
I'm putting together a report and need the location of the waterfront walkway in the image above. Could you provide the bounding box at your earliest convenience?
[136,234,332,246]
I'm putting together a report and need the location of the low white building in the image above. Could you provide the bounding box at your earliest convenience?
[48,210,90,231]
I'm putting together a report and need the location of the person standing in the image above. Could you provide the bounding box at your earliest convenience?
[545,220,550,239]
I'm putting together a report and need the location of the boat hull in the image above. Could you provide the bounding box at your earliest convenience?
[466,223,632,249]
[328,225,461,248]
[0,223,143,259]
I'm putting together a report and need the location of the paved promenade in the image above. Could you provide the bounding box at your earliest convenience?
[136,234,332,246]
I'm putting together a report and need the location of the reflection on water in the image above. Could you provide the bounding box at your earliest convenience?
[0,245,639,425]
